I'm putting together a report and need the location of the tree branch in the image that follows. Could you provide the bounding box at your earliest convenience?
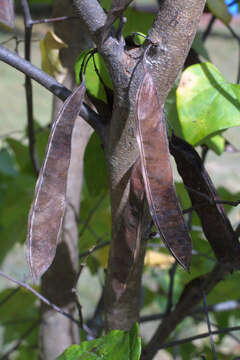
[73,0,107,44]
[148,0,206,103]
[142,262,233,360]
[0,45,104,141]
[20,0,40,175]
[157,325,240,350]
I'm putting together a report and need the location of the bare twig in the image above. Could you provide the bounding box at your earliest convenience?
[202,15,216,43]
[0,271,94,337]
[201,288,217,360]
[0,45,104,141]
[79,240,110,259]
[158,325,240,350]
[31,16,78,25]
[79,191,107,238]
[142,262,234,360]
[20,0,39,175]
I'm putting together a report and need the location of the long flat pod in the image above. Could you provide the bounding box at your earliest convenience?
[170,133,240,268]
[136,69,192,270]
[26,81,86,279]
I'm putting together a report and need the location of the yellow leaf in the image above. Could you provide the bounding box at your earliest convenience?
[207,0,232,25]
[92,245,110,268]
[40,31,68,79]
[144,250,175,269]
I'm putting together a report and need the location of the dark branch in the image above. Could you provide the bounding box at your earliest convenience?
[158,325,240,350]
[0,45,104,141]
[20,0,40,175]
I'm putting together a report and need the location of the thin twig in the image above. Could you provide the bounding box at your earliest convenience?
[201,288,217,360]
[140,299,240,323]
[0,271,94,337]
[79,240,110,259]
[79,191,107,238]
[202,15,216,43]
[158,325,240,350]
[31,16,78,25]
[165,262,177,315]
[20,0,39,175]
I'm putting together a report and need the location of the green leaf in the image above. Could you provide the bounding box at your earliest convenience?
[79,188,111,253]
[0,148,17,176]
[0,173,35,264]
[57,323,141,360]
[6,138,33,175]
[207,0,232,25]
[75,50,112,104]
[176,62,240,145]
[0,288,38,345]
[203,134,225,155]
[14,345,38,360]
[84,132,108,196]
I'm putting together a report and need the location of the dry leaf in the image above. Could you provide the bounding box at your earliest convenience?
[144,250,175,269]
[170,133,240,268]
[0,0,14,30]
[136,67,192,270]
[40,31,68,79]
[26,81,86,279]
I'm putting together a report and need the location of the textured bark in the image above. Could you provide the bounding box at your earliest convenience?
[39,1,92,358]
[104,0,206,331]
[74,0,206,333]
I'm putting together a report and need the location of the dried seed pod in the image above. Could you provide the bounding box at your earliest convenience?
[26,81,86,279]
[136,66,192,270]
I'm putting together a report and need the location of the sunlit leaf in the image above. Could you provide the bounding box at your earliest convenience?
[177,62,240,145]
[57,323,141,360]
[75,50,112,104]
[204,134,225,155]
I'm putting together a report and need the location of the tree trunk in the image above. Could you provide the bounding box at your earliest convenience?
[39,1,92,358]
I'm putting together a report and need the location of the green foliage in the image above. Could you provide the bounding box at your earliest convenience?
[176,62,240,145]
[75,50,113,104]
[57,323,141,360]
[84,132,108,196]
[79,187,111,254]
[0,288,38,346]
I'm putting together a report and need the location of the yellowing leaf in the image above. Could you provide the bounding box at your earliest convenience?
[0,0,15,30]
[144,250,175,269]
[40,31,68,79]
[207,0,231,25]
[93,245,110,268]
